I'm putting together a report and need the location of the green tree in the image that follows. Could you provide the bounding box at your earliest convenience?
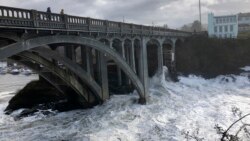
[191,20,202,32]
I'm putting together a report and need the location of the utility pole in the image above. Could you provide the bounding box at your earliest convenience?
[199,0,202,31]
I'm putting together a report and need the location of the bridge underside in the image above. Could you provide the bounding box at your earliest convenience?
[0,30,183,107]
[0,5,190,108]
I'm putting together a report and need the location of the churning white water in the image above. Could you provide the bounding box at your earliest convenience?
[0,67,250,141]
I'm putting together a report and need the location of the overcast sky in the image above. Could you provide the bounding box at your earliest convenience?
[0,0,249,28]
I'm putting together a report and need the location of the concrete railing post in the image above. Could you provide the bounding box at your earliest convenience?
[63,14,69,29]
[87,18,91,32]
[31,10,38,28]
[131,24,134,34]
[105,20,109,33]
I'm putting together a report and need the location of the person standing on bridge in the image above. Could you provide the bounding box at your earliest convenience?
[60,9,64,15]
[60,9,65,22]
[46,7,51,21]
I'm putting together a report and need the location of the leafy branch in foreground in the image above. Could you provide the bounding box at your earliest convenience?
[215,107,250,141]
[181,128,204,141]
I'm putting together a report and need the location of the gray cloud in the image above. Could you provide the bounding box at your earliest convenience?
[0,0,249,28]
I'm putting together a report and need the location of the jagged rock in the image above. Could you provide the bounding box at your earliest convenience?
[4,80,69,116]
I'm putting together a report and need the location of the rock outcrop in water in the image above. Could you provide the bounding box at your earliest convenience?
[4,79,84,117]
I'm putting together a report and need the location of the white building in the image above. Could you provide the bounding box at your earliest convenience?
[208,13,238,38]
[238,13,250,32]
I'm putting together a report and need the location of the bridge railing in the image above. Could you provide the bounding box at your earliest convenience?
[0,6,33,27]
[0,6,191,37]
[34,11,65,29]
[67,15,88,30]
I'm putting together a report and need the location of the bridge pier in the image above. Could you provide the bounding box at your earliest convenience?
[138,37,148,103]
[64,45,76,62]
[130,40,136,73]
[157,43,164,74]
[80,46,87,70]
[98,53,109,101]
[123,40,132,86]
[171,39,177,72]
[112,40,123,86]
[80,46,94,77]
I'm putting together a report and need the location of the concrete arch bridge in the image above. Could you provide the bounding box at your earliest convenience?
[0,6,190,107]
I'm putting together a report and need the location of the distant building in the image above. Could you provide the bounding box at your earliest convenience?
[238,13,250,33]
[208,13,238,38]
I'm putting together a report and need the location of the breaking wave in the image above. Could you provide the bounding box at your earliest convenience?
[0,67,250,141]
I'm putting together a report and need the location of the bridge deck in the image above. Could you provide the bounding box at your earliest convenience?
[0,6,190,37]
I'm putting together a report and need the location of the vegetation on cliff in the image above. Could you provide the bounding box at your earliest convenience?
[176,35,250,78]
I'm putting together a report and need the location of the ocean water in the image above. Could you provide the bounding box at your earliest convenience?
[0,67,250,141]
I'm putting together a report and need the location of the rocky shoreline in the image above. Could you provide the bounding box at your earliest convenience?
[4,79,85,119]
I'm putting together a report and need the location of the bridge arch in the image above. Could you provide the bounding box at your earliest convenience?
[146,38,161,77]
[124,38,132,62]
[10,56,67,95]
[30,47,102,100]
[99,38,110,46]
[132,37,141,42]
[134,38,141,76]
[110,37,123,43]
[111,38,123,55]
[162,38,174,68]
[10,52,97,106]
[0,35,145,102]
[163,38,173,47]
[175,38,183,47]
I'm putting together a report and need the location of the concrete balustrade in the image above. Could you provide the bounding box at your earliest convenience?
[0,6,190,37]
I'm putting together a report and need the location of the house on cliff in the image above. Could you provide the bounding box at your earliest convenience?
[208,13,238,38]
[208,12,250,38]
[238,13,250,32]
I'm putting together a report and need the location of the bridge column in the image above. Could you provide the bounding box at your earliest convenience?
[80,45,94,76]
[64,45,76,62]
[71,46,76,62]
[117,64,122,86]
[64,46,70,58]
[123,40,131,85]
[80,46,87,70]
[98,53,109,101]
[157,43,163,74]
[138,37,148,104]
[130,40,136,73]
[172,39,176,62]
[116,41,124,86]
[171,39,177,72]
[122,40,125,59]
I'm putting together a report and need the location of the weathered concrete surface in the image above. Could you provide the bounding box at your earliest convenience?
[30,47,102,102]
[11,52,97,105]
[0,35,146,102]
